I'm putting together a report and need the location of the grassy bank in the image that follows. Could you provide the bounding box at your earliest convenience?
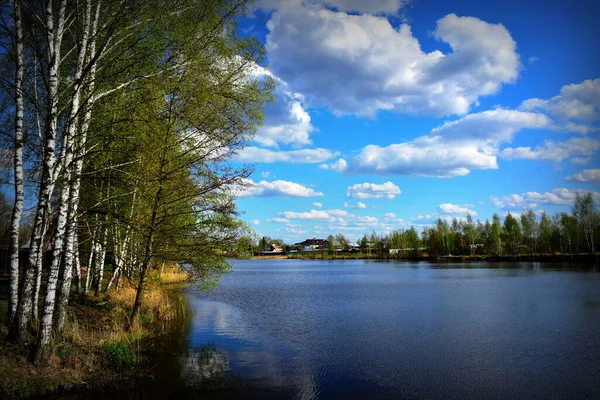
[0,266,190,399]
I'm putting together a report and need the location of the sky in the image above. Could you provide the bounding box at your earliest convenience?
[231,0,600,243]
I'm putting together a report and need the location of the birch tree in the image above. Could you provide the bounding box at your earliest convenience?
[6,0,25,328]
[1,0,272,363]
[502,213,522,258]
[573,192,598,255]
[520,210,538,255]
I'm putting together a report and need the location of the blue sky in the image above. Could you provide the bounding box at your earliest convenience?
[232,0,600,243]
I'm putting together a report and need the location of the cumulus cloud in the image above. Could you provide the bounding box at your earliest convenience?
[252,219,260,225]
[237,179,323,197]
[322,0,407,14]
[258,0,409,17]
[327,209,351,217]
[255,83,316,148]
[500,136,600,163]
[319,158,348,172]
[346,181,401,199]
[566,169,600,184]
[348,109,550,177]
[265,6,519,117]
[383,212,404,225]
[278,226,309,237]
[490,188,600,209]
[438,203,477,215]
[280,209,335,221]
[409,213,468,225]
[344,201,367,209]
[571,157,592,165]
[267,217,290,223]
[313,202,323,208]
[279,208,380,232]
[520,79,600,123]
[234,147,338,163]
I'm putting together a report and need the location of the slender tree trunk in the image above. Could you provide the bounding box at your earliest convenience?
[130,187,162,326]
[107,192,135,292]
[7,0,24,328]
[94,219,108,296]
[84,239,94,294]
[129,230,155,327]
[86,195,103,296]
[74,232,82,294]
[48,0,96,336]
[31,0,68,361]
[74,234,81,291]
[31,234,44,323]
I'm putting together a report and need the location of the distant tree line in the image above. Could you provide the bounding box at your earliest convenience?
[234,192,599,260]
[353,192,599,259]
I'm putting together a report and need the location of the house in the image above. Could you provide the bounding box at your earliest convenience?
[292,238,329,251]
[258,243,285,255]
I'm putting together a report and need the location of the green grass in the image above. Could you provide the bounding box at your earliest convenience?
[101,341,138,370]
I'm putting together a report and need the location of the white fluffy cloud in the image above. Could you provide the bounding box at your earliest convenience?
[319,158,347,172]
[234,147,338,163]
[237,179,323,198]
[500,137,600,163]
[490,188,600,209]
[348,109,550,177]
[344,201,367,209]
[438,203,477,216]
[258,1,408,17]
[280,209,335,221]
[566,169,600,184]
[572,157,592,164]
[279,208,380,233]
[346,181,401,199]
[255,78,316,147]
[327,209,351,217]
[265,5,519,117]
[313,202,323,208]
[382,212,404,225]
[321,0,407,14]
[267,217,290,223]
[520,79,600,123]
[410,212,471,226]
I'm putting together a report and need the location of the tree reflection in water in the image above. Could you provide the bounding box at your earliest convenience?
[182,343,231,389]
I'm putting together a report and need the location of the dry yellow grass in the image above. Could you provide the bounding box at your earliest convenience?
[0,269,185,398]
[159,266,192,284]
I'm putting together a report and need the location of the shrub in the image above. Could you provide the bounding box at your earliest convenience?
[101,341,136,370]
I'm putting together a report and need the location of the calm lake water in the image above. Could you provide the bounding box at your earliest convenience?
[98,259,600,399]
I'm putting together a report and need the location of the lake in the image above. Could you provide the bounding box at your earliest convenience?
[104,259,600,399]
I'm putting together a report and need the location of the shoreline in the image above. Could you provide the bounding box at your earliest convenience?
[248,253,599,263]
[0,268,190,399]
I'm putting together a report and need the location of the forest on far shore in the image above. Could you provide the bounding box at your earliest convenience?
[233,192,599,260]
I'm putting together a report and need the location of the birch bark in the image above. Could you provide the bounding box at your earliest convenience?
[7,0,25,328]
[12,0,67,342]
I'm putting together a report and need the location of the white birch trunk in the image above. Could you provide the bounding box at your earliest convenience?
[106,226,126,292]
[74,233,81,292]
[42,0,94,339]
[32,0,69,361]
[84,216,99,294]
[8,0,24,328]
[94,218,108,296]
[106,190,135,291]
